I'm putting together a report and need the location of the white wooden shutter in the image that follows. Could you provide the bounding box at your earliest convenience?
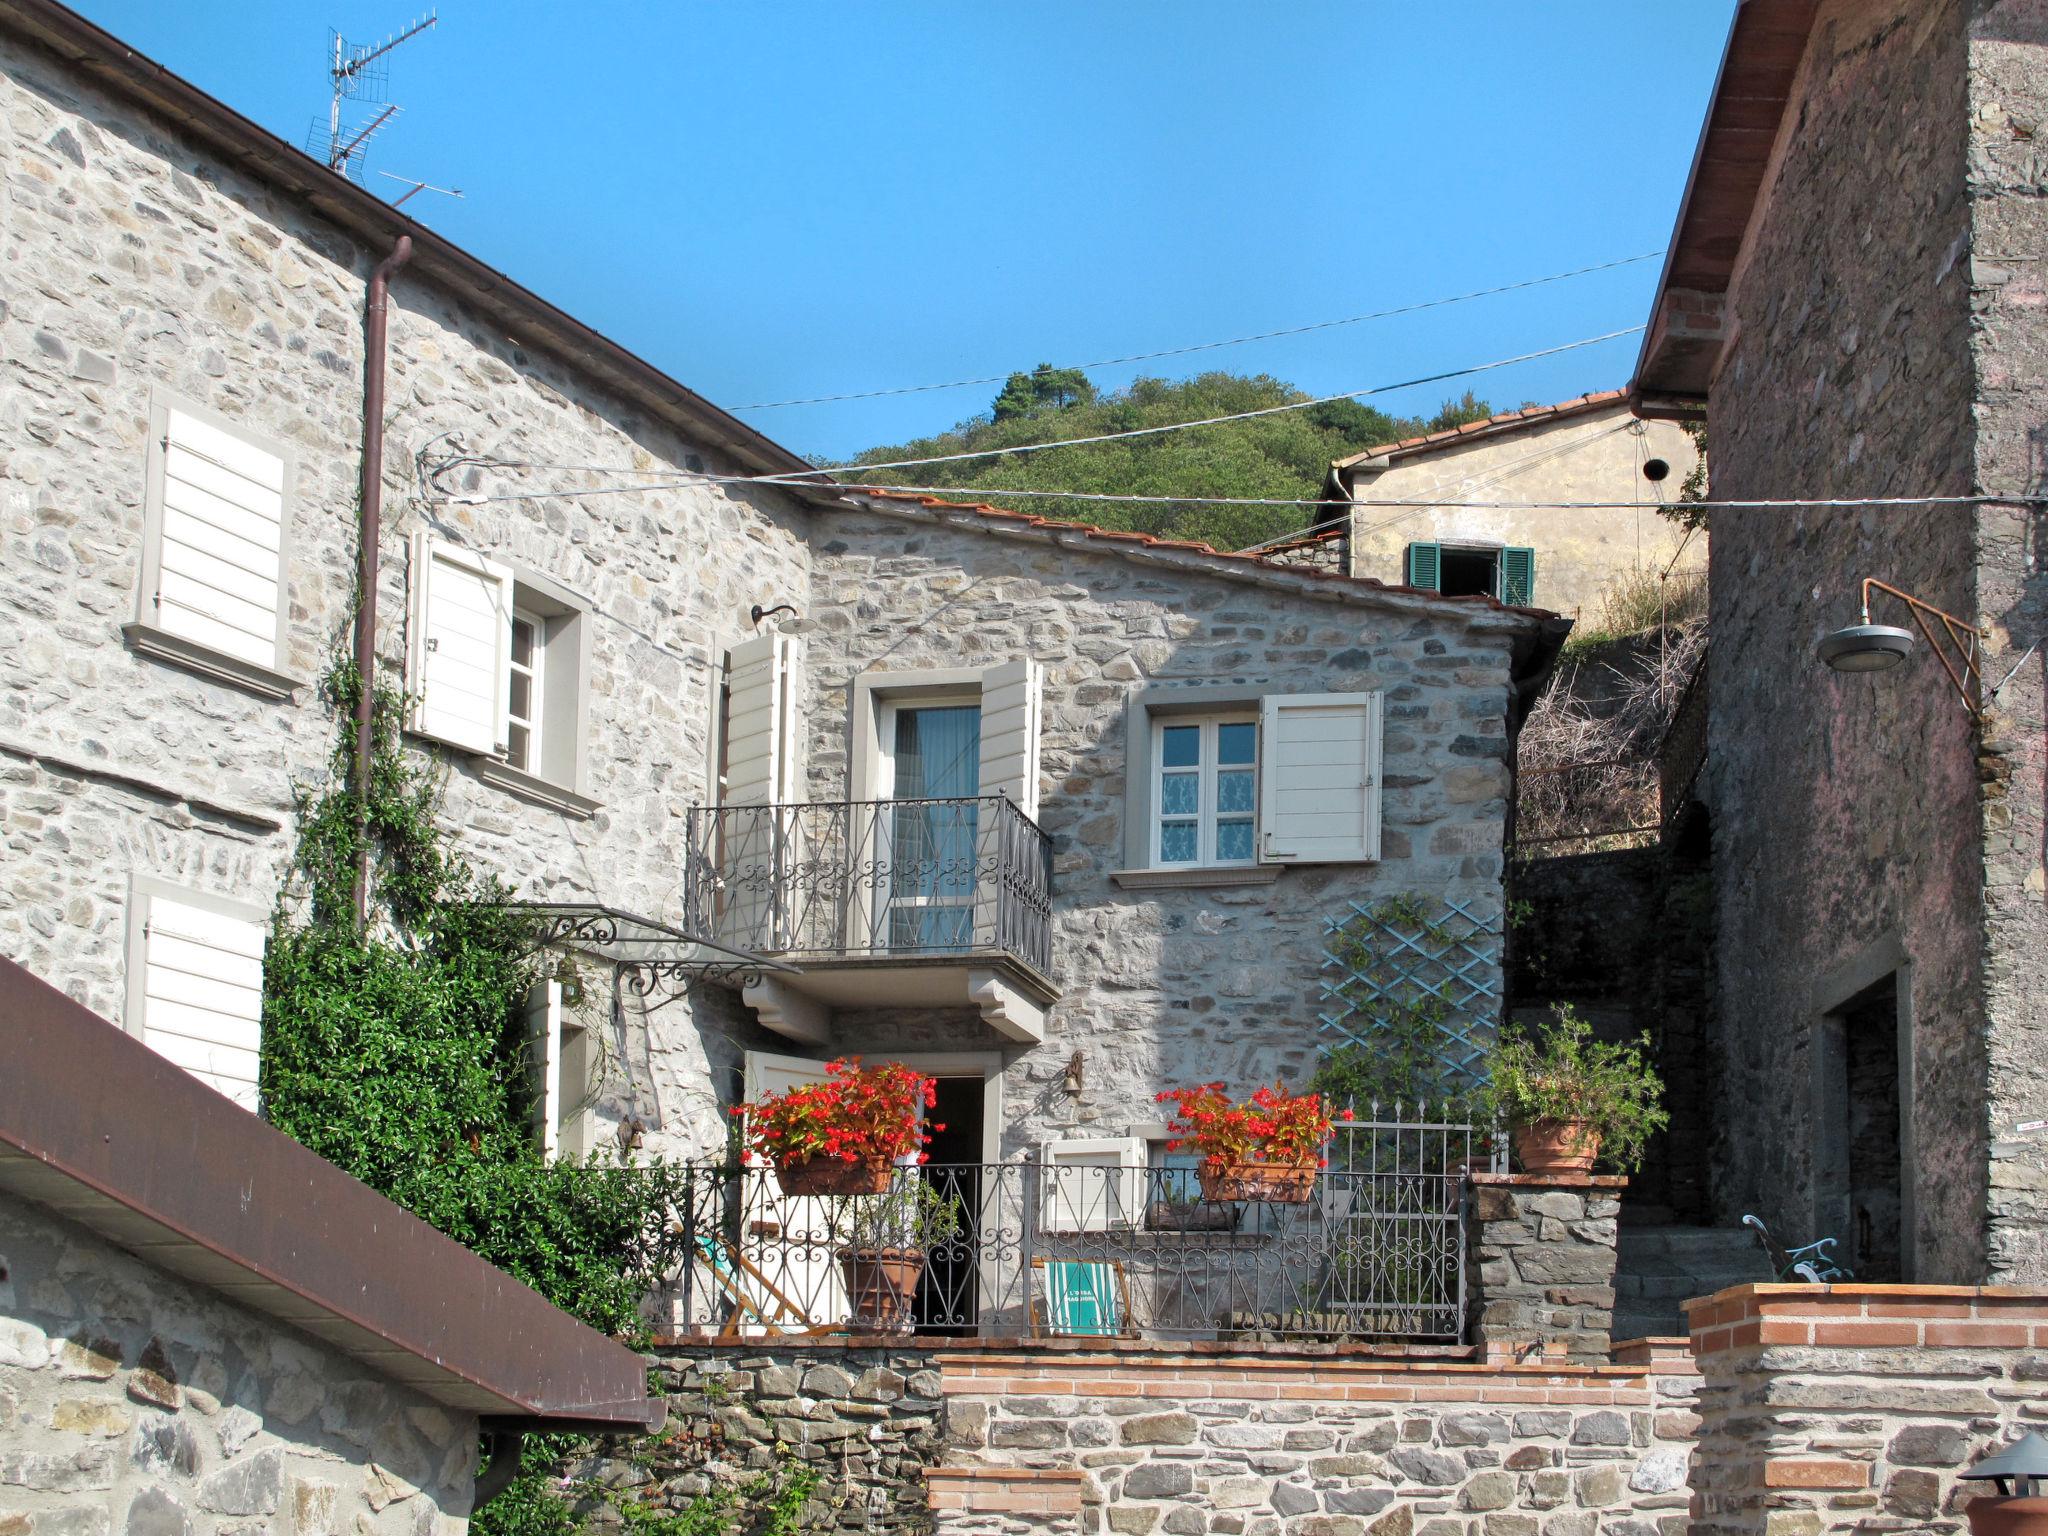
[978,659,1044,818]
[724,634,803,806]
[153,408,287,668]
[526,980,563,1157]
[408,534,514,755]
[1258,691,1384,864]
[139,892,266,1111]
[1039,1136,1144,1233]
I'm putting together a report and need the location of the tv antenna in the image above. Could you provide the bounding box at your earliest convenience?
[377,171,464,208]
[309,11,437,184]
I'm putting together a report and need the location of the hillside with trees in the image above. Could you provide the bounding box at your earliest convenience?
[844,367,1499,551]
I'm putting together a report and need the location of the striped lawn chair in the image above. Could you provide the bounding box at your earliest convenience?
[1030,1257,1134,1338]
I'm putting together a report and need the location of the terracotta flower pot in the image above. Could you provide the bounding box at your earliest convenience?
[839,1247,924,1332]
[1968,1496,2048,1536]
[1199,1160,1318,1204]
[1512,1120,1602,1175]
[776,1156,894,1197]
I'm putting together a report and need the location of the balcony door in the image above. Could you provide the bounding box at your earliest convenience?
[879,700,980,954]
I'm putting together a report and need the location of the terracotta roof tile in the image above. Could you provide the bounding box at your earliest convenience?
[1331,389,1632,472]
[842,488,1557,622]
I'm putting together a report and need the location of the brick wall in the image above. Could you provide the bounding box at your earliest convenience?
[1686,1284,2048,1536]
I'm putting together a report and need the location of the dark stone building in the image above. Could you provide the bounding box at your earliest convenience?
[1634,0,2048,1283]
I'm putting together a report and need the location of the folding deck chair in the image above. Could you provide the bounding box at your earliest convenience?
[688,1228,836,1341]
[1029,1257,1135,1339]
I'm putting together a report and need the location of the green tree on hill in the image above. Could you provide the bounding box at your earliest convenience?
[848,370,1496,551]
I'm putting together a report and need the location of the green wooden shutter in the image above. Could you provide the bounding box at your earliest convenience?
[1499,547,1536,606]
[1405,542,1442,591]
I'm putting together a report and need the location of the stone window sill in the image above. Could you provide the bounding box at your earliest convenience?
[1110,866,1282,891]
[473,757,602,820]
[123,622,304,703]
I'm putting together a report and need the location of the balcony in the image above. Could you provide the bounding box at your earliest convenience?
[681,796,1056,1043]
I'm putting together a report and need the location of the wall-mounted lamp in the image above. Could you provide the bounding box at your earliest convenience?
[1062,1051,1085,1097]
[750,603,800,627]
[1818,577,1984,718]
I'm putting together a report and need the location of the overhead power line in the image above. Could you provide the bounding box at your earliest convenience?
[751,328,1648,483]
[726,250,1667,411]
[430,326,1648,506]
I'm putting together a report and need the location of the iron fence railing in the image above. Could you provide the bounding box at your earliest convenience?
[680,796,1053,974]
[666,1111,1479,1343]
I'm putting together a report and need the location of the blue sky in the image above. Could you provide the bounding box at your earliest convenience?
[69,2,1736,464]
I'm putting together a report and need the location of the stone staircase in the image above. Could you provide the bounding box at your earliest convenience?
[1612,1224,1771,1342]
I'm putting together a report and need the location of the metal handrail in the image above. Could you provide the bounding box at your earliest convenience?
[682,795,1053,974]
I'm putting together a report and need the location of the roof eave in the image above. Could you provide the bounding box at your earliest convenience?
[0,0,840,510]
[1632,0,1822,407]
[0,957,663,1435]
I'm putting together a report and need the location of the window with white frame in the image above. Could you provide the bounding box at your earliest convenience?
[1120,689,1385,878]
[407,534,597,814]
[507,607,545,775]
[1152,715,1259,867]
[125,876,268,1111]
[127,392,298,696]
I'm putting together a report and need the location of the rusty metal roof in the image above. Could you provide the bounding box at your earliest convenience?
[0,956,664,1434]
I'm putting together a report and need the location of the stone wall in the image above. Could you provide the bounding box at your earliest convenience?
[0,1191,475,1535]
[1964,3,2048,1284]
[1467,1174,1624,1364]
[1698,0,1987,1280]
[1509,849,1715,1226]
[806,501,1535,1152]
[938,1345,1701,1536]
[621,1345,945,1536]
[1684,1283,2048,1536]
[0,27,810,1159]
[1343,409,1699,622]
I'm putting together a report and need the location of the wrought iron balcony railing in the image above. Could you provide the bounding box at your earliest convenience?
[681,796,1053,975]
[663,1111,1479,1343]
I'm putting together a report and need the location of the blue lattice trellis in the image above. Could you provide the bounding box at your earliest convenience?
[1317,896,1504,1092]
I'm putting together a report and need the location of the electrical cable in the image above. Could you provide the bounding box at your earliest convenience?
[749,329,1648,483]
[725,251,1667,411]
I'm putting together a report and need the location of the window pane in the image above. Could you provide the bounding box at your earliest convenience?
[1216,820,1254,862]
[511,616,537,667]
[1216,768,1254,814]
[1218,722,1256,765]
[1160,823,1198,863]
[1161,725,1200,769]
[509,670,532,722]
[1160,772,1199,816]
[507,722,531,771]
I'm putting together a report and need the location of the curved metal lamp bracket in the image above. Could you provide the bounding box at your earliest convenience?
[1860,577,1985,718]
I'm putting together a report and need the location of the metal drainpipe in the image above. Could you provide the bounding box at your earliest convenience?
[352,235,413,930]
[471,1426,526,1510]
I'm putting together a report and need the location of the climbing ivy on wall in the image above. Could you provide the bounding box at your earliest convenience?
[259,651,694,1533]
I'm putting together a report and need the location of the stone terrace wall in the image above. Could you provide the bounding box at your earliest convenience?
[1685,1284,2048,1536]
[0,1191,475,1535]
[939,1346,1701,1536]
[629,1345,946,1536]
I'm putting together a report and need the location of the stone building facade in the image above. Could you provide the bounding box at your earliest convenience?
[1633,0,2048,1283]
[1264,394,1700,625]
[1,1192,477,1536]
[0,0,1564,1262]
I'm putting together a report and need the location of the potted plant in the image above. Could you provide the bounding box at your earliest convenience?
[839,1178,965,1333]
[1157,1082,1351,1203]
[1477,1006,1668,1175]
[731,1058,936,1196]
